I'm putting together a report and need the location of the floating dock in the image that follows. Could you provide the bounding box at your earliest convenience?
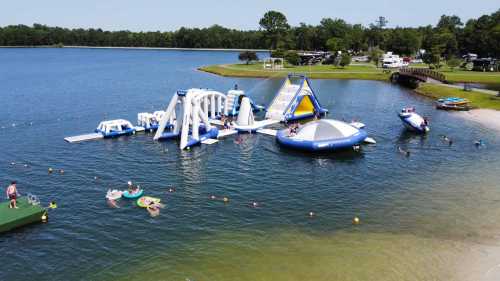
[256,128,278,136]
[0,197,47,233]
[64,126,146,143]
[217,129,238,138]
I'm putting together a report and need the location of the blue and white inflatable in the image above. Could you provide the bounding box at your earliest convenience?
[95,119,135,138]
[398,108,429,134]
[276,119,368,152]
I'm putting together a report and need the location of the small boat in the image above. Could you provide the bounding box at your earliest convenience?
[398,107,429,134]
[106,189,123,200]
[122,189,144,199]
[95,119,135,138]
[436,97,470,111]
[276,119,368,152]
[137,196,161,208]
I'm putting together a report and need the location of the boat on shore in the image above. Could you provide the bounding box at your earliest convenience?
[398,107,429,134]
[436,97,471,111]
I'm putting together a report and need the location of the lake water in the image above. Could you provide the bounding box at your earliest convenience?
[1,48,500,281]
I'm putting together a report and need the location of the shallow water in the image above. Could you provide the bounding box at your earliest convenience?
[1,48,499,281]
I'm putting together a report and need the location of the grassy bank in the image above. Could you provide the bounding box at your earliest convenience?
[199,63,390,81]
[415,83,500,110]
[441,71,500,84]
[200,62,500,84]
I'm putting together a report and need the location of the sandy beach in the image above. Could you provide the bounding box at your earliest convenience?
[455,109,500,133]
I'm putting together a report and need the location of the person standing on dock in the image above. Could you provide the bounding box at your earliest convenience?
[6,181,19,209]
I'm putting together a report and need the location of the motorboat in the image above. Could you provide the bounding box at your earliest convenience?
[398,107,429,133]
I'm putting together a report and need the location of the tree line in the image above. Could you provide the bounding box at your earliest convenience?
[0,9,498,58]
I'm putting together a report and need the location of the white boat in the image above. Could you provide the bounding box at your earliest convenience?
[398,108,429,134]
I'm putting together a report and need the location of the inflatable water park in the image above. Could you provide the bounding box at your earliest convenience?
[64,74,376,152]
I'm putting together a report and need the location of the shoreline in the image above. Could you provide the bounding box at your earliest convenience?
[199,63,500,85]
[454,109,500,133]
[0,45,270,52]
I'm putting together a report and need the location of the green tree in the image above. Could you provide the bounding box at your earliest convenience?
[284,51,300,65]
[446,56,462,71]
[270,49,285,58]
[369,47,384,67]
[259,11,290,49]
[339,54,352,68]
[423,47,443,69]
[238,51,258,64]
[385,28,421,56]
[326,37,347,52]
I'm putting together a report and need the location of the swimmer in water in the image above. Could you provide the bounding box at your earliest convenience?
[474,139,485,147]
[168,187,176,193]
[398,146,411,157]
[107,199,119,208]
[147,201,165,217]
[234,135,243,144]
[442,135,453,146]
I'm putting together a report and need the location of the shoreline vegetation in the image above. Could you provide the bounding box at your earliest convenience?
[0,45,270,52]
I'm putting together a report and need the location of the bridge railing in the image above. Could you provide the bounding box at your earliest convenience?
[399,67,447,83]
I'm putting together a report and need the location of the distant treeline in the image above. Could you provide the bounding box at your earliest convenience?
[0,9,498,57]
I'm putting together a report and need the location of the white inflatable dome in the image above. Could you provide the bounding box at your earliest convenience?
[293,119,360,141]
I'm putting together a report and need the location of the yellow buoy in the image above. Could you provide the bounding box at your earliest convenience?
[353,216,360,225]
[223,197,229,203]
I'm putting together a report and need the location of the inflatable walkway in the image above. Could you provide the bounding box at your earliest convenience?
[265,74,327,122]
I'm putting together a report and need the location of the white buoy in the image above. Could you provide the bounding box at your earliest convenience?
[364,137,376,144]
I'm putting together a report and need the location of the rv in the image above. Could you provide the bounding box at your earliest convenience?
[381,52,408,68]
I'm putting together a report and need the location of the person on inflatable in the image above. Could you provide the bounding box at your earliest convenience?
[127,181,139,194]
[147,201,165,217]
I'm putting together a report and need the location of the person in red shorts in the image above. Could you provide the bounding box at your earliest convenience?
[6,181,19,209]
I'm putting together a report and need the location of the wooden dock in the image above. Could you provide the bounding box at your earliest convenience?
[0,197,47,233]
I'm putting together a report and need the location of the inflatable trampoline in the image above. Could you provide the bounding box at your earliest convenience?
[276,119,368,152]
[122,189,144,199]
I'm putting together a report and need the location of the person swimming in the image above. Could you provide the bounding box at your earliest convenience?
[398,146,411,157]
[474,139,485,147]
[442,135,453,146]
[147,201,165,217]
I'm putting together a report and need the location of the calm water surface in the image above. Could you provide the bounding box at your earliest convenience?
[1,48,500,281]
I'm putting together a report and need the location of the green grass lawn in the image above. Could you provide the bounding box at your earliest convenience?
[199,62,390,81]
[415,84,500,110]
[200,62,500,84]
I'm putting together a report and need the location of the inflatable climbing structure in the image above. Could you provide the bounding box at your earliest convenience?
[265,74,327,122]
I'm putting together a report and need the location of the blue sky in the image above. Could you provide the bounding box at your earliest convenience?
[2,0,498,31]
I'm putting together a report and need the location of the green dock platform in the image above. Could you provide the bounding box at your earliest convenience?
[0,197,47,233]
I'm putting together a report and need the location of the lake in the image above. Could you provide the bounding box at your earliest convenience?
[1,48,500,281]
